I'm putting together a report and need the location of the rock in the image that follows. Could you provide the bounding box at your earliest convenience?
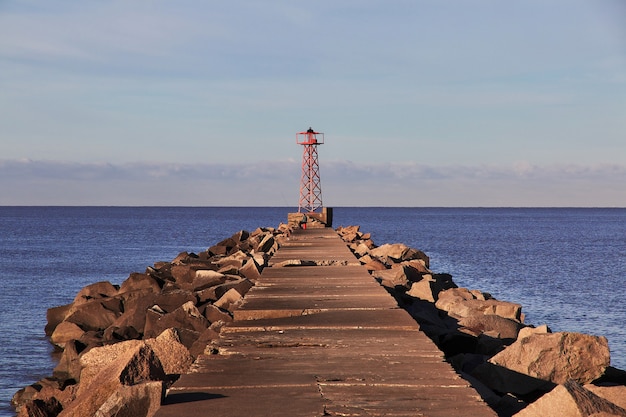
[214,288,243,313]
[489,332,610,385]
[64,298,121,332]
[371,268,410,289]
[517,324,551,340]
[153,289,197,313]
[61,342,165,417]
[239,258,262,281]
[457,314,525,340]
[53,340,83,382]
[203,304,233,324]
[170,265,195,286]
[73,281,118,305]
[93,381,163,417]
[45,303,73,336]
[143,301,208,339]
[192,270,226,291]
[514,380,626,417]
[585,384,626,410]
[17,397,63,417]
[50,321,85,349]
[436,288,522,322]
[369,243,429,267]
[118,273,162,294]
[407,273,456,302]
[256,233,276,253]
[146,328,194,376]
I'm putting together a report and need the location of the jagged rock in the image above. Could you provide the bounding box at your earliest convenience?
[436,288,522,322]
[203,303,233,323]
[93,381,163,417]
[73,281,118,305]
[489,332,610,385]
[145,328,193,375]
[371,268,410,289]
[170,265,195,286]
[143,301,208,339]
[514,380,626,417]
[64,298,121,332]
[239,258,262,281]
[517,324,551,340]
[46,303,73,336]
[585,384,626,410]
[193,270,226,291]
[457,314,525,340]
[256,233,276,253]
[153,289,197,313]
[53,340,83,382]
[214,288,243,313]
[51,321,85,349]
[61,342,165,417]
[103,325,142,342]
[196,277,253,302]
[17,396,63,417]
[406,273,456,302]
[369,243,429,267]
[118,272,162,294]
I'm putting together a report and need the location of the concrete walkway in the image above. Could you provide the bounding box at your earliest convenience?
[155,228,496,417]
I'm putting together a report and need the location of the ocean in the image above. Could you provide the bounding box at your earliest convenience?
[0,206,624,416]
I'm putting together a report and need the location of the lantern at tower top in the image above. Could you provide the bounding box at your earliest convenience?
[296,127,324,146]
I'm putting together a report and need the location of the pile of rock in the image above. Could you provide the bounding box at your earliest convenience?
[12,225,290,417]
[337,225,626,417]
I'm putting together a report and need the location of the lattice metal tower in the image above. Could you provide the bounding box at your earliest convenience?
[296,127,324,213]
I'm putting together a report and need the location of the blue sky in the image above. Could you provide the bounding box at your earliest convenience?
[1,1,625,206]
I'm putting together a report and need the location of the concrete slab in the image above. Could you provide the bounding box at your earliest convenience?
[155,228,497,417]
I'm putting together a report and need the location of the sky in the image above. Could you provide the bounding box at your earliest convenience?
[1,0,625,206]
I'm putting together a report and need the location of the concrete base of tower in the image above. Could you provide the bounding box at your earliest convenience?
[288,207,333,229]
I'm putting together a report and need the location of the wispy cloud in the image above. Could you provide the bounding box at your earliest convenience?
[1,159,624,207]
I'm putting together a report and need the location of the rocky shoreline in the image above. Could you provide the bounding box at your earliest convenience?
[13,223,626,417]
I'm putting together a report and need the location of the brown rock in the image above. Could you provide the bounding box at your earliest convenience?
[514,380,626,417]
[203,304,233,323]
[457,314,525,340]
[489,332,610,385]
[145,328,193,375]
[62,342,165,417]
[64,298,121,332]
[239,258,262,281]
[369,243,429,267]
[153,289,197,313]
[143,301,208,339]
[192,270,226,291]
[50,321,85,349]
[471,361,555,396]
[585,384,626,410]
[73,281,118,305]
[45,303,73,336]
[407,273,457,302]
[436,288,522,321]
[213,288,243,313]
[118,272,162,294]
[371,268,409,289]
[53,340,83,382]
[517,324,551,340]
[93,381,163,417]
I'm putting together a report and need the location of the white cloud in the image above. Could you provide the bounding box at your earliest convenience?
[1,159,624,207]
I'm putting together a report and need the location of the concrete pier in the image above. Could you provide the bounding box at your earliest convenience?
[155,228,496,417]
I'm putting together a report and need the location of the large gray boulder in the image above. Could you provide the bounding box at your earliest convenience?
[490,332,610,385]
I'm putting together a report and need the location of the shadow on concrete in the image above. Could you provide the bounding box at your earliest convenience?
[162,392,227,405]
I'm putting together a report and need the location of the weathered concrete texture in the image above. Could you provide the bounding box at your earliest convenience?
[156,228,496,417]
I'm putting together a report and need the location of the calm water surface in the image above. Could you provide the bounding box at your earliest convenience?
[0,207,624,416]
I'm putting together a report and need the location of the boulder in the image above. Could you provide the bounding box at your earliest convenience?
[153,289,197,313]
[93,381,163,417]
[61,342,165,417]
[471,361,555,396]
[514,380,626,417]
[436,288,522,322]
[203,304,233,324]
[457,314,525,340]
[407,273,457,302]
[64,298,121,332]
[585,384,626,410]
[239,258,262,281]
[45,303,73,336]
[73,281,118,305]
[489,332,610,385]
[53,340,83,382]
[143,301,208,339]
[517,324,551,340]
[192,270,226,291]
[118,273,162,294]
[145,328,193,375]
[369,243,429,267]
[256,233,276,253]
[371,268,410,289]
[213,288,243,313]
[50,321,85,349]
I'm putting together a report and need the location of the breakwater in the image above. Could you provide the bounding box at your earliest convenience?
[11,221,626,416]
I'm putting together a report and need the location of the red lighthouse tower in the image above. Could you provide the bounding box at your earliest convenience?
[296,127,324,213]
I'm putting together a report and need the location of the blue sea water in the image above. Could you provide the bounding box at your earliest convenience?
[0,207,624,416]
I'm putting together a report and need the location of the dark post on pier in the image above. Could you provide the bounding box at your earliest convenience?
[155,227,496,416]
